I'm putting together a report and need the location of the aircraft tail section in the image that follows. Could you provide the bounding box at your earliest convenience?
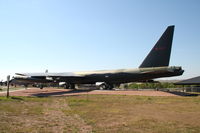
[139,25,174,68]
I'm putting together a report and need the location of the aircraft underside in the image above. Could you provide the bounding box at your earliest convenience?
[14,66,184,90]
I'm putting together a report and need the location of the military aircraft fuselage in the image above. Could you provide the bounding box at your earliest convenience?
[13,26,184,90]
[14,66,184,84]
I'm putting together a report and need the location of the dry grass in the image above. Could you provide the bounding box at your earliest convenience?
[0,87,25,92]
[0,96,91,133]
[68,95,200,133]
[0,95,200,133]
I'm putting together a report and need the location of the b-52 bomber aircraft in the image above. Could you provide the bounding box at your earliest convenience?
[14,25,184,90]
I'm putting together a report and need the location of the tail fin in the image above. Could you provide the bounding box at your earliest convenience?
[139,25,174,68]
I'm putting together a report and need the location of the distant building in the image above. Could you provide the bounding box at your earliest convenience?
[174,76,200,92]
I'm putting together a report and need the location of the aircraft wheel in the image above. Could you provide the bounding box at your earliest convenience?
[108,84,114,90]
[64,83,75,89]
[64,84,70,89]
[40,85,43,89]
[70,84,75,89]
[114,84,120,88]
[99,83,113,90]
[99,83,107,90]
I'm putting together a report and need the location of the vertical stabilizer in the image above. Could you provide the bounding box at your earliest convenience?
[139,25,174,68]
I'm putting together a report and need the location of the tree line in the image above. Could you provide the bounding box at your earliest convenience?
[125,82,186,89]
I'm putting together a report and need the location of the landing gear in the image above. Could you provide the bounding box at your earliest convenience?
[24,84,28,90]
[70,84,75,89]
[64,83,75,89]
[40,85,43,89]
[99,83,114,90]
[64,84,70,89]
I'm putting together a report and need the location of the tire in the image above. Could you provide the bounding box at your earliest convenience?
[64,84,70,89]
[70,84,75,89]
[108,84,114,90]
[40,85,43,89]
[99,83,113,90]
[99,84,107,90]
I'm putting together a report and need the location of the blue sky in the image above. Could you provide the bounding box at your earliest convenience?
[0,0,200,80]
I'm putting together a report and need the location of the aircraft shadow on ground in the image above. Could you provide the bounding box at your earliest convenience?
[168,91,200,96]
[30,88,200,97]
[32,89,94,97]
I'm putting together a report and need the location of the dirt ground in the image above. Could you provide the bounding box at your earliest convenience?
[0,88,199,132]
[0,87,180,97]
